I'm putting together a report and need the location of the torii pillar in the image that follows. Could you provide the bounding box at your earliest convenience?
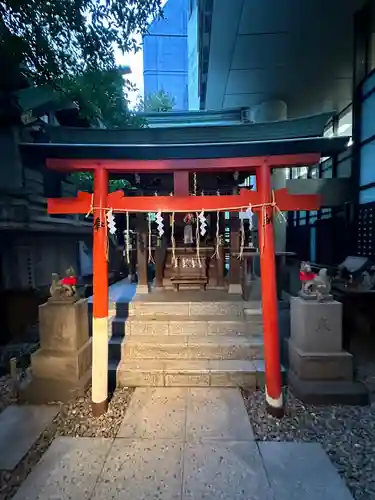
[91,168,109,416]
[257,161,283,417]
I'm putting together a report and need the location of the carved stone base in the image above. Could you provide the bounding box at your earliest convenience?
[288,295,369,405]
[288,370,369,406]
[19,368,92,404]
[20,338,92,403]
[31,339,92,382]
[20,298,92,404]
[288,339,353,381]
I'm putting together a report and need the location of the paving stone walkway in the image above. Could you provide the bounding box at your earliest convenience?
[11,387,354,500]
[0,405,59,471]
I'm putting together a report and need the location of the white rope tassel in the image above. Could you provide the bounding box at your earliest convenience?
[125,211,130,264]
[148,213,154,264]
[195,211,201,267]
[247,204,253,230]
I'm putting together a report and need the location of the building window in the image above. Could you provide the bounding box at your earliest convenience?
[291,168,299,179]
[336,153,352,178]
[321,159,333,178]
[291,166,308,179]
[310,211,318,223]
[324,122,334,138]
[361,91,375,141]
[298,166,308,179]
[360,140,375,185]
[338,106,353,138]
[321,208,332,219]
[360,186,375,204]
[309,166,319,178]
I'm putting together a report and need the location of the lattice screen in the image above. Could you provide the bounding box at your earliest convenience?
[357,203,375,258]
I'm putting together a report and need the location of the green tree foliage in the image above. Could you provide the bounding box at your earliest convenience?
[0,0,163,84]
[136,89,176,112]
[55,69,146,128]
[0,0,164,189]
[68,172,137,193]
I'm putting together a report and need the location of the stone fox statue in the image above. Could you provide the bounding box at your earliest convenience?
[300,262,331,302]
[50,266,78,299]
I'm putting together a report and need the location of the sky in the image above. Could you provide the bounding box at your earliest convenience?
[115,40,144,108]
[115,0,169,109]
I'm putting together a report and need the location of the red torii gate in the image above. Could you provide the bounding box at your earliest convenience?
[46,153,322,417]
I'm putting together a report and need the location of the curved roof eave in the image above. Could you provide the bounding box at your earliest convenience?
[20,135,350,161]
[22,112,335,146]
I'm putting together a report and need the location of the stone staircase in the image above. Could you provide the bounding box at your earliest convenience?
[108,297,267,389]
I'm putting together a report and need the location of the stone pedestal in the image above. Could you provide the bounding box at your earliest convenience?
[288,296,368,405]
[20,299,92,404]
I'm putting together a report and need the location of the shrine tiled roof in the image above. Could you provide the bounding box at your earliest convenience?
[19,111,350,162]
[20,135,350,161]
[24,112,333,145]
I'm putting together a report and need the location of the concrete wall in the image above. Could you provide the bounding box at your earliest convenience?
[143,0,189,110]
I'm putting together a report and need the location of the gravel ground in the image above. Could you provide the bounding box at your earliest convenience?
[0,376,18,413]
[0,386,134,500]
[243,385,375,500]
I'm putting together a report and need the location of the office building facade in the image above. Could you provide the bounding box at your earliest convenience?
[143,0,189,110]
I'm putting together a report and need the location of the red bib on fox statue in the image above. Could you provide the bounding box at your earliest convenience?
[299,262,316,283]
[299,270,316,282]
[61,276,77,286]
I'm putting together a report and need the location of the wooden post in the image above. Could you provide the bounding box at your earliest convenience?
[257,161,284,417]
[228,212,241,294]
[155,238,164,288]
[136,213,148,293]
[92,167,109,417]
[130,218,137,282]
[217,211,225,287]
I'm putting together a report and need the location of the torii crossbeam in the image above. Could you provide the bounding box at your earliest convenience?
[48,188,320,214]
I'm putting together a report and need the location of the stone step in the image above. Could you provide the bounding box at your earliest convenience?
[109,302,263,319]
[125,301,262,318]
[114,359,265,388]
[108,335,263,361]
[111,316,263,337]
